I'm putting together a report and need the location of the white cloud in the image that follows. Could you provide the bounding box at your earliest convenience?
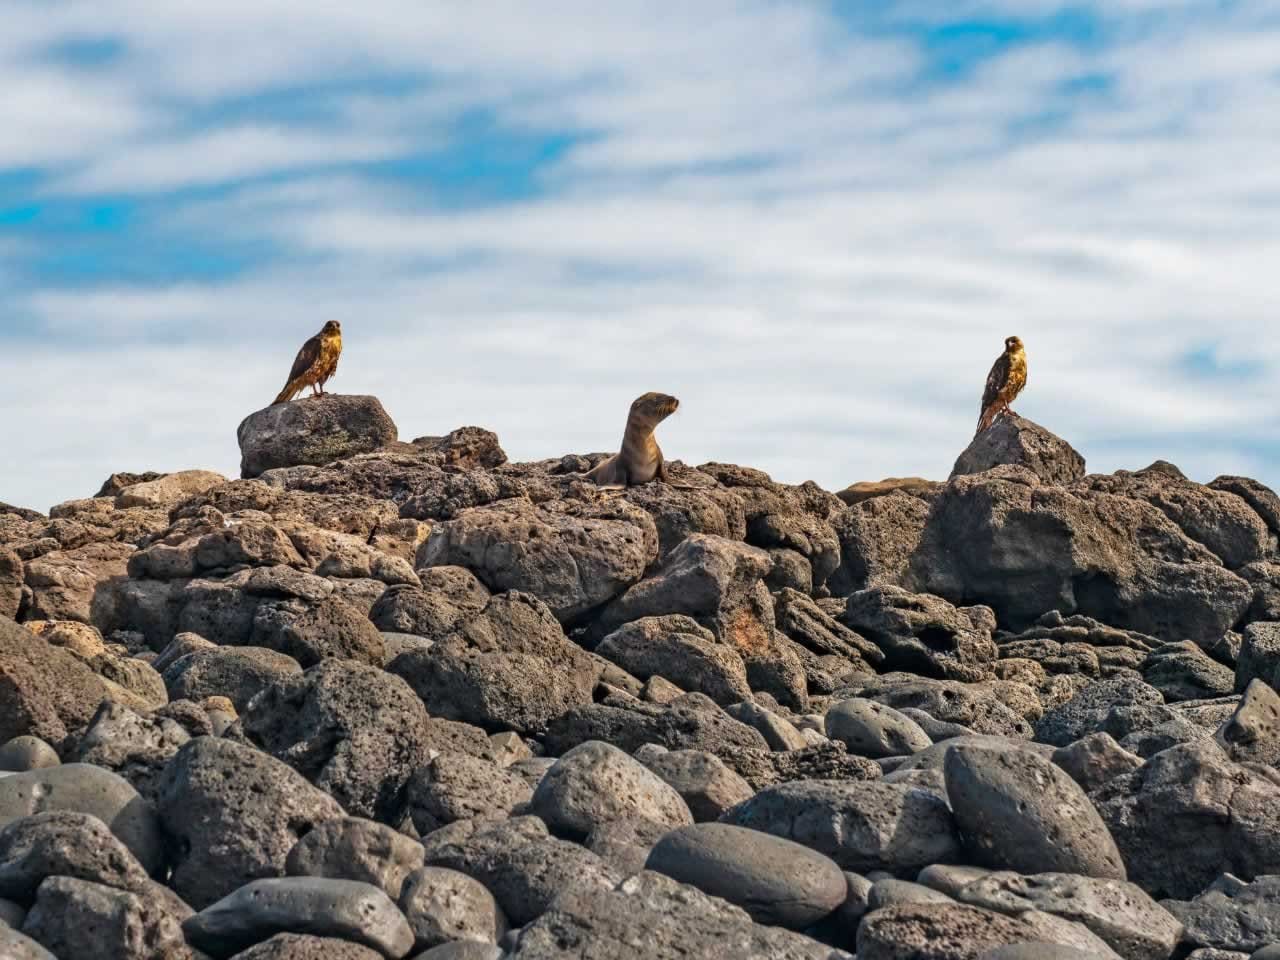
[2,1,1280,510]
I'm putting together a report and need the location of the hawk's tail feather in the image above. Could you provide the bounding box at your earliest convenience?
[273,377,306,405]
[975,403,1000,438]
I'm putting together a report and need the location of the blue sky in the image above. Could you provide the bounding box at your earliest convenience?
[2,0,1279,510]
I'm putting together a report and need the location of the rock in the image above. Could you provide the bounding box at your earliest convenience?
[543,693,771,759]
[409,945,502,960]
[158,737,344,909]
[841,587,998,682]
[952,416,1086,485]
[773,587,885,672]
[1218,680,1280,765]
[982,948,1111,960]
[0,737,58,773]
[595,616,751,706]
[634,747,754,822]
[23,540,134,628]
[22,875,190,960]
[869,879,956,909]
[406,754,533,835]
[0,926,55,960]
[505,870,839,959]
[368,569,490,639]
[115,470,227,509]
[645,822,846,929]
[398,866,506,950]
[723,739,883,791]
[956,871,1182,960]
[418,496,657,623]
[249,596,385,668]
[183,877,414,958]
[840,675,1033,739]
[238,395,398,479]
[0,810,157,905]
[909,467,1252,641]
[583,816,670,875]
[1143,642,1236,702]
[0,617,110,747]
[422,816,621,925]
[725,699,809,751]
[227,933,385,960]
[67,701,191,803]
[1091,741,1280,897]
[1164,875,1280,953]
[1035,676,1165,747]
[829,493,931,594]
[164,647,303,713]
[0,763,162,875]
[723,779,960,876]
[944,743,1126,879]
[240,659,430,822]
[858,901,1115,960]
[529,741,693,840]
[593,534,807,709]
[390,641,595,737]
[286,817,425,901]
[825,698,932,758]
[1237,623,1280,692]
[1051,734,1144,792]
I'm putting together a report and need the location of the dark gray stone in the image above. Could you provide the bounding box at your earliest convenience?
[183,877,414,958]
[634,746,754,822]
[398,866,505,950]
[944,743,1126,879]
[1218,680,1280,765]
[22,875,189,960]
[286,817,425,901]
[825,698,932,758]
[1165,875,1280,953]
[237,394,398,479]
[645,822,846,928]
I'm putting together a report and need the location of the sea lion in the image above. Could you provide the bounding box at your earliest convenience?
[586,392,680,488]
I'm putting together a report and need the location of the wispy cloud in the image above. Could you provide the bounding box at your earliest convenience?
[2,0,1279,510]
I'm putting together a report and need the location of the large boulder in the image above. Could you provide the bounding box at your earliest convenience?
[238,395,398,479]
[239,659,431,822]
[418,497,657,623]
[0,618,110,747]
[1164,875,1280,954]
[595,534,807,708]
[595,616,751,706]
[157,737,345,909]
[909,467,1251,641]
[952,416,1086,485]
[22,875,191,960]
[841,587,998,681]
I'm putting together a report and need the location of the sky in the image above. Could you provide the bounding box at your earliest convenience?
[2,0,1279,512]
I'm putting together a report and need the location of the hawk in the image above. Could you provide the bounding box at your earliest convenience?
[976,335,1027,437]
[273,321,343,405]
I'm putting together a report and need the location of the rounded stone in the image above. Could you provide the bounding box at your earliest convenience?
[0,738,59,774]
[398,866,506,950]
[529,741,693,840]
[286,817,425,901]
[826,698,933,759]
[645,822,847,929]
[944,744,1126,879]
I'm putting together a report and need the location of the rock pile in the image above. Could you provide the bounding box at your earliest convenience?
[1,398,1279,958]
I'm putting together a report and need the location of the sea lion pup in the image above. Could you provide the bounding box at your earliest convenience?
[585,392,680,488]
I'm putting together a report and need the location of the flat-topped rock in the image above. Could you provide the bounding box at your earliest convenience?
[238,395,398,479]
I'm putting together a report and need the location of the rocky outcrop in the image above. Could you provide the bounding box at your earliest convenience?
[952,416,1086,485]
[238,395,398,479]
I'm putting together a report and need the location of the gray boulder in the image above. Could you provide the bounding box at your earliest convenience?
[1237,623,1280,692]
[398,866,506,951]
[634,746,754,822]
[0,737,59,773]
[841,586,999,681]
[406,754,533,835]
[595,616,751,706]
[530,740,693,840]
[0,763,162,875]
[645,823,846,929]
[286,817,425,901]
[0,811,155,905]
[158,737,345,909]
[722,779,960,876]
[23,875,190,960]
[183,877,414,958]
[505,870,841,959]
[944,743,1126,879]
[228,934,385,959]
[1164,875,1280,953]
[825,698,932,758]
[952,416,1086,485]
[238,395,398,479]
[163,646,302,712]
[1217,680,1280,765]
[0,926,55,960]
[240,659,430,822]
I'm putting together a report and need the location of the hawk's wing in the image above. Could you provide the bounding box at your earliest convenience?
[980,351,1010,414]
[287,334,322,381]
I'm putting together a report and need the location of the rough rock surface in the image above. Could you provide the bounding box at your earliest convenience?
[8,416,1280,959]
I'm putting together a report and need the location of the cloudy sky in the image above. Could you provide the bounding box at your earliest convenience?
[2,0,1278,511]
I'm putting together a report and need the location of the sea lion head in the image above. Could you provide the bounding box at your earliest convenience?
[1005,335,1023,352]
[630,392,680,428]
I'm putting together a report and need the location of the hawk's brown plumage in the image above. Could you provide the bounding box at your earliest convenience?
[976,335,1027,436]
[273,321,343,405]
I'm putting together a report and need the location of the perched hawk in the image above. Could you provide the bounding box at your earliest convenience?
[976,335,1027,437]
[273,321,343,405]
